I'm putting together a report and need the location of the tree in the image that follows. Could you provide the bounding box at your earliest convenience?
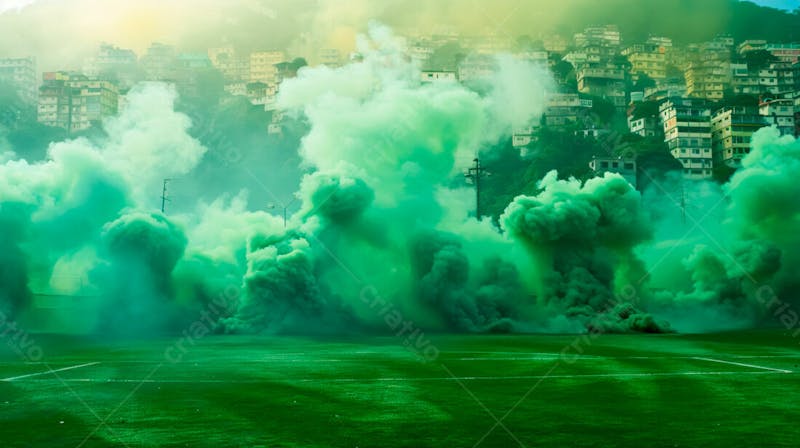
[633,73,657,92]
[741,50,779,70]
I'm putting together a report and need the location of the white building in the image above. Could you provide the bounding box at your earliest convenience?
[660,98,713,179]
[760,98,795,136]
[574,25,621,49]
[629,116,660,137]
[457,54,495,82]
[589,156,637,187]
[543,94,593,128]
[512,125,538,155]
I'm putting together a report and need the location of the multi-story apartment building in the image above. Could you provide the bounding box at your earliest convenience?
[37,71,118,133]
[464,34,515,55]
[766,43,800,64]
[644,80,687,102]
[647,36,673,50]
[622,43,667,83]
[208,46,249,81]
[317,48,341,67]
[628,98,662,138]
[795,92,800,136]
[685,54,729,101]
[737,40,767,55]
[516,50,549,67]
[759,98,795,136]
[659,98,713,179]
[174,53,214,98]
[250,51,285,84]
[0,56,37,104]
[589,156,637,187]
[730,62,759,95]
[141,43,178,81]
[629,115,661,137]
[738,41,800,64]
[512,125,539,153]
[542,93,593,128]
[577,64,628,110]
[83,44,139,88]
[731,62,796,96]
[542,35,569,53]
[457,54,495,83]
[574,25,621,49]
[702,35,734,55]
[407,39,435,65]
[711,106,767,167]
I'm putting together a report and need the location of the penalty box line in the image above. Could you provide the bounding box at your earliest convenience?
[692,357,792,373]
[0,362,101,382]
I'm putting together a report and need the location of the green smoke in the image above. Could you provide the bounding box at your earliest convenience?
[4,25,800,337]
[502,171,669,332]
[639,128,799,332]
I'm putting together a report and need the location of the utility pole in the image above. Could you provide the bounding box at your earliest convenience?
[161,178,171,214]
[464,157,489,219]
[680,184,686,226]
[268,197,298,228]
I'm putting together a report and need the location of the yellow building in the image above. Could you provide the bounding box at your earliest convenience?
[249,51,285,84]
[622,43,667,82]
[710,106,767,167]
[685,55,729,101]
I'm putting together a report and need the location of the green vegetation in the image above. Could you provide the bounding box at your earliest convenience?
[558,0,800,45]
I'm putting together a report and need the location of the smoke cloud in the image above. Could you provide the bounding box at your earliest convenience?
[3,23,800,336]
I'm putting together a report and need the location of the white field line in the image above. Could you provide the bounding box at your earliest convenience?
[692,357,792,373]
[1,354,800,366]
[6,369,792,384]
[1,362,101,382]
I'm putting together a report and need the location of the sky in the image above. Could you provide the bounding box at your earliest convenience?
[0,0,797,71]
[751,0,798,9]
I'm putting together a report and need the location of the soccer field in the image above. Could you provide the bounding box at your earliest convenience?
[1,331,799,447]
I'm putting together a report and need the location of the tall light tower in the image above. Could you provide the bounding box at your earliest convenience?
[464,158,489,219]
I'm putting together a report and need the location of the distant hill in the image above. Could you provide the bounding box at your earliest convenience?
[554,0,799,44]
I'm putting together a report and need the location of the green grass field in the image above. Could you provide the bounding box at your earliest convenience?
[1,330,799,447]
